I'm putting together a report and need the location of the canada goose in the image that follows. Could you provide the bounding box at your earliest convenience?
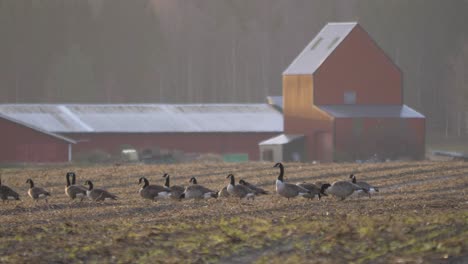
[65,172,87,201]
[84,180,117,201]
[0,175,20,202]
[273,163,311,200]
[296,182,327,200]
[26,179,51,203]
[350,174,379,198]
[226,174,255,200]
[162,173,184,200]
[321,181,368,201]
[138,177,171,200]
[180,177,218,199]
[238,179,268,195]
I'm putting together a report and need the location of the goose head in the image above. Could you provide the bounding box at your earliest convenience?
[239,179,247,185]
[138,177,149,188]
[189,177,198,185]
[226,174,235,185]
[84,180,94,190]
[26,178,34,188]
[320,183,331,194]
[162,173,170,187]
[273,162,283,168]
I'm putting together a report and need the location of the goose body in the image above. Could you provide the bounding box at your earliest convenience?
[26,179,51,203]
[218,186,230,198]
[321,181,367,200]
[85,180,117,201]
[0,176,20,202]
[226,174,255,200]
[181,177,217,199]
[238,179,268,195]
[296,182,326,200]
[350,174,379,198]
[139,177,171,200]
[65,172,87,201]
[162,174,184,200]
[274,163,310,200]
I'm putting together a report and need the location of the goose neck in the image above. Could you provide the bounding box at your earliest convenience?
[164,176,170,188]
[66,174,71,187]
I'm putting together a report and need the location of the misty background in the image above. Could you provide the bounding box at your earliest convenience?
[0,0,467,140]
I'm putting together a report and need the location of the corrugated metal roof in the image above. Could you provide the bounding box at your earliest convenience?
[0,104,283,133]
[259,134,304,145]
[267,96,283,110]
[283,22,357,75]
[318,105,425,118]
[0,113,76,143]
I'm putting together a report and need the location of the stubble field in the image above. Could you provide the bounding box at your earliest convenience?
[0,161,467,263]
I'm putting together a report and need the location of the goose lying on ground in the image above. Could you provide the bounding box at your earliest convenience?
[0,174,20,202]
[162,173,184,200]
[238,179,268,195]
[180,177,218,199]
[273,163,311,200]
[26,179,51,203]
[226,174,255,200]
[65,172,87,201]
[349,174,379,198]
[321,181,368,201]
[139,177,171,200]
[85,180,118,201]
[296,182,327,200]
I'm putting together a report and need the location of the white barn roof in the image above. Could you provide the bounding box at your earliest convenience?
[318,105,425,118]
[283,22,357,75]
[0,104,283,133]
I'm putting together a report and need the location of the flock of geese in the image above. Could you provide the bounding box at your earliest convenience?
[0,162,379,205]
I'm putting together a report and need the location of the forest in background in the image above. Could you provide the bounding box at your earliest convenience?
[0,0,467,138]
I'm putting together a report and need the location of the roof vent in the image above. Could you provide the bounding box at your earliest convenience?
[310,37,323,50]
[327,37,340,49]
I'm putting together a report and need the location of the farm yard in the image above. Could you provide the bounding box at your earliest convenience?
[0,161,467,263]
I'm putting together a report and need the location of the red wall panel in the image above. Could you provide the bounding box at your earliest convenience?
[65,132,279,161]
[0,118,70,163]
[314,26,402,105]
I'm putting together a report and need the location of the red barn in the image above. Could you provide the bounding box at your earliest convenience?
[260,22,425,162]
[0,114,75,163]
[0,104,282,163]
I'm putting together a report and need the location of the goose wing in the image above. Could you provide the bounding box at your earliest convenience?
[0,185,20,200]
[244,181,268,195]
[90,188,117,201]
[66,185,87,199]
[278,182,310,198]
[29,187,51,199]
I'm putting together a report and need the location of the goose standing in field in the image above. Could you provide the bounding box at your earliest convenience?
[273,163,311,200]
[26,179,51,203]
[296,182,327,200]
[226,174,255,200]
[84,180,117,201]
[180,177,218,199]
[162,173,184,200]
[350,174,379,198]
[65,172,87,202]
[238,179,268,195]
[321,181,368,201]
[0,175,20,203]
[139,177,171,200]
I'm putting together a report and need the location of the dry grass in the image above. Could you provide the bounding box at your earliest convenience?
[1,161,467,263]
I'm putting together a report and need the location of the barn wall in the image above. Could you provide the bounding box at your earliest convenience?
[283,74,334,162]
[314,25,402,105]
[65,132,279,161]
[334,118,425,161]
[0,118,70,163]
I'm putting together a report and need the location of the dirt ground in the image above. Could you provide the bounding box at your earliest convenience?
[0,161,467,263]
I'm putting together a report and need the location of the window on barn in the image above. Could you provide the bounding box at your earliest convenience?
[344,91,356,104]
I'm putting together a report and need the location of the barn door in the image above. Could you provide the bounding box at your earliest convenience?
[315,132,333,162]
